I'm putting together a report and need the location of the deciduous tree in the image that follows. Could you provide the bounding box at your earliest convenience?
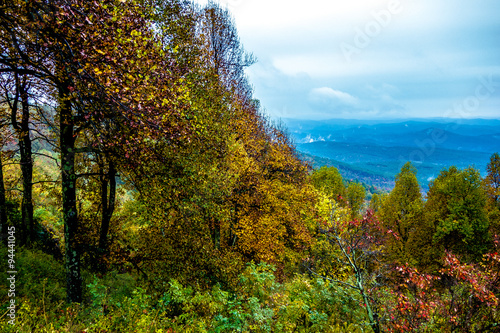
[347,181,366,219]
[1,0,193,302]
[379,162,425,266]
[310,166,346,204]
[307,205,385,333]
[426,166,490,262]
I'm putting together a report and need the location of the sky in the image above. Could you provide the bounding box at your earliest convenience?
[193,0,500,120]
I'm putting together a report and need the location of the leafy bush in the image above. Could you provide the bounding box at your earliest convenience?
[0,260,372,332]
[0,247,66,307]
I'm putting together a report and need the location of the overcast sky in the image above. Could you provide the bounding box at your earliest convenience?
[194,0,500,120]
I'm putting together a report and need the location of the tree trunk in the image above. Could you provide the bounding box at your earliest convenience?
[356,270,380,333]
[0,155,7,245]
[20,84,34,245]
[211,221,221,250]
[98,159,108,252]
[60,86,82,303]
[10,75,34,245]
[99,160,116,254]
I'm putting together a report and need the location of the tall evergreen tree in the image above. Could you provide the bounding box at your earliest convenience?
[484,152,500,235]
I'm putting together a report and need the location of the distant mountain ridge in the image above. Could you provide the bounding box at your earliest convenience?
[284,118,500,152]
[285,118,500,191]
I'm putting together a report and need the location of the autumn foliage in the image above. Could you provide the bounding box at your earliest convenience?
[1,1,500,332]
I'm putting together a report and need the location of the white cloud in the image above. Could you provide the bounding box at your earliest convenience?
[309,87,359,107]
[192,0,500,120]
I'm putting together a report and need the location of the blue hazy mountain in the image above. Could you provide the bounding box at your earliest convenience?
[283,118,500,191]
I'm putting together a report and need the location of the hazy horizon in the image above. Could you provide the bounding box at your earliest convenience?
[194,0,500,120]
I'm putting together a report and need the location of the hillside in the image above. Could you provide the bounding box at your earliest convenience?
[2,1,500,332]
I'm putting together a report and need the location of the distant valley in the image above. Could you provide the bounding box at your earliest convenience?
[284,118,500,191]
